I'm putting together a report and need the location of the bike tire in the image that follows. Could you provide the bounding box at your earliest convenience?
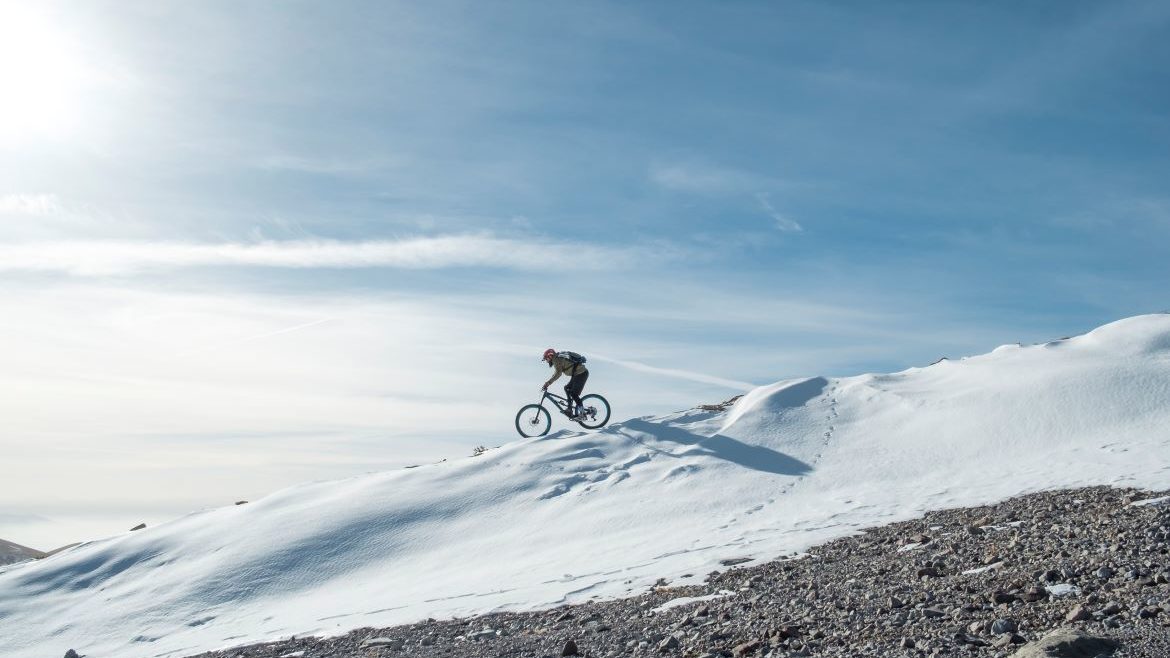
[576,393,611,429]
[515,404,552,437]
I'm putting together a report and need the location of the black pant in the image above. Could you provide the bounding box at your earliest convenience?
[565,370,588,409]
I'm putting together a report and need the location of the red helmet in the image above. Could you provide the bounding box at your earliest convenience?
[542,348,556,361]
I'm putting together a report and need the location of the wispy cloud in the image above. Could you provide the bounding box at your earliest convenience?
[755,193,802,232]
[589,353,757,391]
[1048,195,1170,233]
[176,318,336,358]
[650,161,776,195]
[0,234,670,276]
[0,193,62,216]
[253,154,406,177]
[649,162,804,233]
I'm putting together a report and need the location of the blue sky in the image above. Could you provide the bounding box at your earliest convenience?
[2,0,1169,547]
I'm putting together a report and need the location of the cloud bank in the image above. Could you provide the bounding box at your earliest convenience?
[0,234,662,276]
[0,193,62,216]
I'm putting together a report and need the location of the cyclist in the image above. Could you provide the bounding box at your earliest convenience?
[542,348,588,419]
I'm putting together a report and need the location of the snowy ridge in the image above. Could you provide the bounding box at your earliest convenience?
[2,315,1170,658]
[0,538,45,566]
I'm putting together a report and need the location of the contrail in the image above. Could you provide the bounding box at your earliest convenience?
[176,318,335,357]
[234,318,335,345]
[587,353,757,392]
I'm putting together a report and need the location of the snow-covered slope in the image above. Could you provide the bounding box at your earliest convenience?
[3,315,1170,658]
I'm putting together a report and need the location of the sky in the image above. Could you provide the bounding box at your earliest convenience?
[1,0,1168,549]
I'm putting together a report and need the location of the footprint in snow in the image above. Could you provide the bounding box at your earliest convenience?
[662,464,702,480]
[538,474,589,499]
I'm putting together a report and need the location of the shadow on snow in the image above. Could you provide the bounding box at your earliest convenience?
[620,419,813,477]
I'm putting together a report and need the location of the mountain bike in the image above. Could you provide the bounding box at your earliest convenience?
[514,391,611,437]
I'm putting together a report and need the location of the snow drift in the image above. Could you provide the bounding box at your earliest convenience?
[2,315,1170,658]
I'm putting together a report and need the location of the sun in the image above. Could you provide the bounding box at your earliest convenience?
[0,3,87,142]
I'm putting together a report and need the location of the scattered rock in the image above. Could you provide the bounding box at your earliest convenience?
[731,639,761,656]
[1137,606,1160,619]
[990,617,1018,634]
[720,557,752,566]
[657,635,679,651]
[1011,628,1120,657]
[956,633,989,646]
[698,395,742,412]
[994,633,1027,648]
[993,590,1017,604]
[1021,585,1049,602]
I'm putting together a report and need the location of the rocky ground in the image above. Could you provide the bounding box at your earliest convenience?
[0,538,45,566]
[180,486,1170,658]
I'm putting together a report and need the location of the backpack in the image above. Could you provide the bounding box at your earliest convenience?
[558,351,587,366]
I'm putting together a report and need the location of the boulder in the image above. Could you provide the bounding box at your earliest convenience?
[1012,628,1119,658]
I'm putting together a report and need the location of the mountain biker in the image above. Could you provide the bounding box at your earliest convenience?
[542,348,588,419]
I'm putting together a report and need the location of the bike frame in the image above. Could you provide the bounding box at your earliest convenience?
[538,391,574,415]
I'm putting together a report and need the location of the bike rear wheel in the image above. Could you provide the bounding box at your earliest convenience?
[515,404,552,437]
[576,394,611,429]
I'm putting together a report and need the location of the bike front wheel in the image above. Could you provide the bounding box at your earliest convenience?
[576,394,611,429]
[515,404,552,437]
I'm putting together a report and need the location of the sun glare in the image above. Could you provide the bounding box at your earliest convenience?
[0,4,87,142]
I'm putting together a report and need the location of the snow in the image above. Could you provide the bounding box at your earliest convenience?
[652,591,735,613]
[2,314,1170,658]
[1047,583,1081,597]
[962,562,1004,575]
[1131,496,1170,508]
